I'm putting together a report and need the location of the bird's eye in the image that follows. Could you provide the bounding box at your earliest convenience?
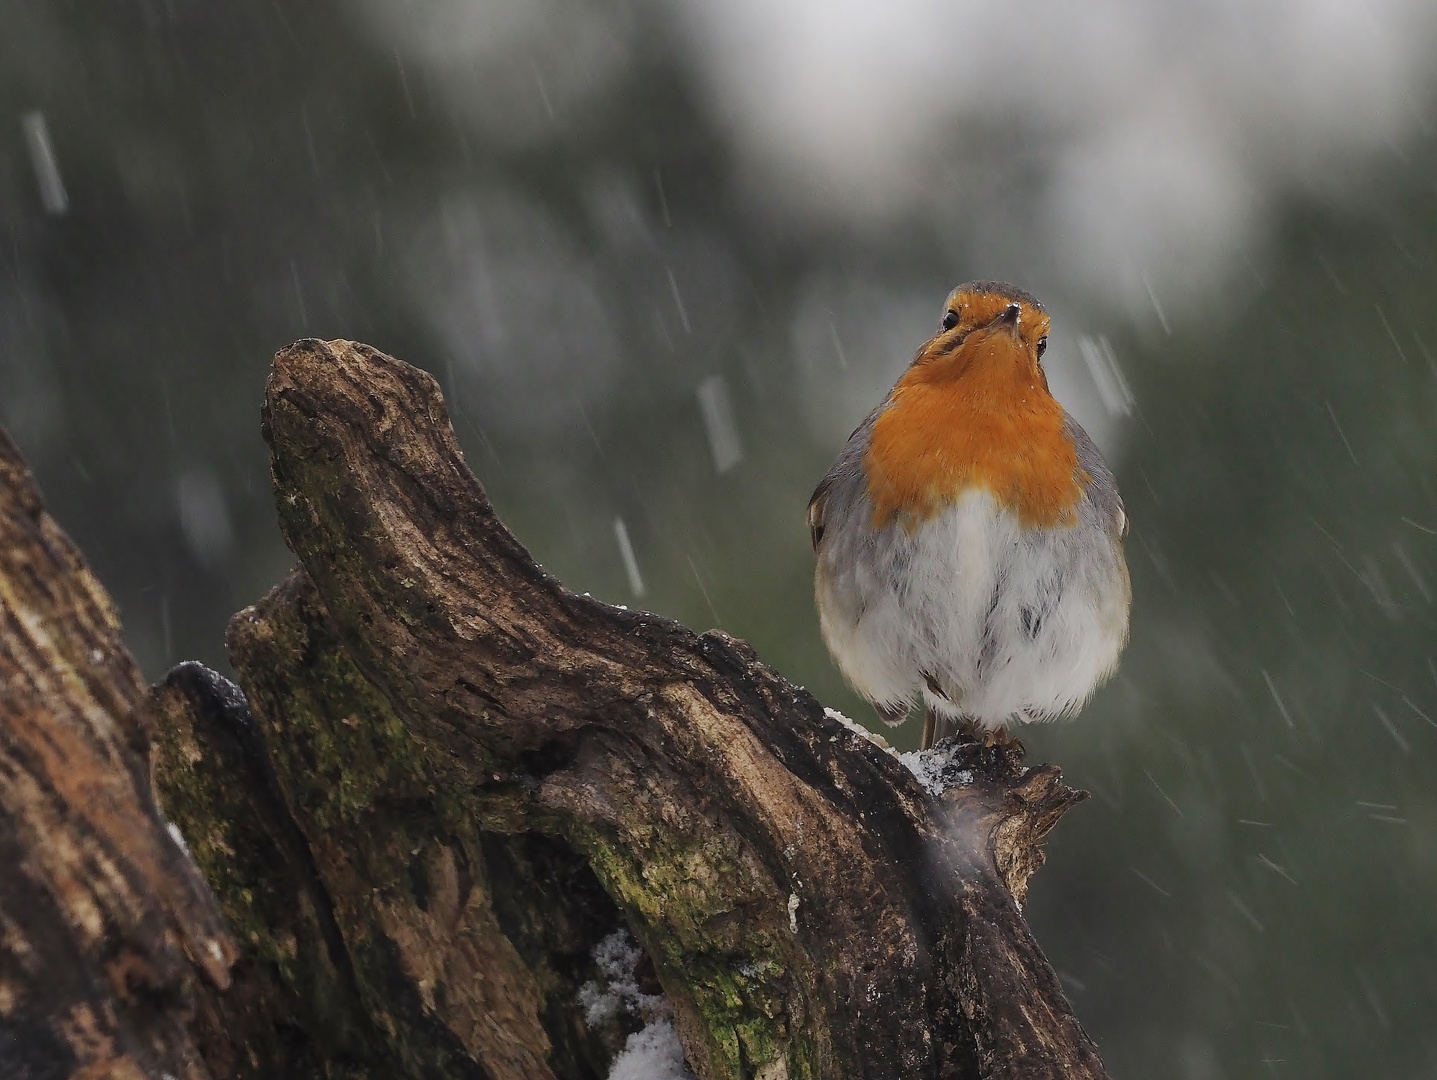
[942,310,959,331]
[1037,336,1048,358]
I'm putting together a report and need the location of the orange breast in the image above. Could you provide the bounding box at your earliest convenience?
[864,337,1083,530]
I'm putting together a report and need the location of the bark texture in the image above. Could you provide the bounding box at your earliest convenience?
[0,429,237,1080]
[0,336,1110,1080]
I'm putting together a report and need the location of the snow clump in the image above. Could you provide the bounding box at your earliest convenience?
[578,929,696,1080]
[898,745,976,796]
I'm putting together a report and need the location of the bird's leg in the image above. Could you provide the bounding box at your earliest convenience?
[921,711,1018,753]
[921,708,965,751]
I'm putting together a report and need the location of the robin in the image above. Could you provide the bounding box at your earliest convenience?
[808,281,1130,751]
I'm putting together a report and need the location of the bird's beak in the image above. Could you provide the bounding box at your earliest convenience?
[987,303,1023,337]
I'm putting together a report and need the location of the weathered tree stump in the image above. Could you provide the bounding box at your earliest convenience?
[0,338,1109,1080]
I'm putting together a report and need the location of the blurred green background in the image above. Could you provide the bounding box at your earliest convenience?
[4,1,1437,1076]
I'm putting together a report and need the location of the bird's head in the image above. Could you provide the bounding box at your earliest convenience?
[908,281,1053,393]
[865,281,1077,528]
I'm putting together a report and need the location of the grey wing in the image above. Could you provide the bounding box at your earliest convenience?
[1063,411,1128,542]
[808,405,883,551]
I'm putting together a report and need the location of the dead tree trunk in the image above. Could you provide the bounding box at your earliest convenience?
[1,338,1109,1080]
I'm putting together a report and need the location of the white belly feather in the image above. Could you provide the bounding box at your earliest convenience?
[815,488,1129,728]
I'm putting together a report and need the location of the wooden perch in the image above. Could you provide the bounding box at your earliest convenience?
[0,338,1108,1080]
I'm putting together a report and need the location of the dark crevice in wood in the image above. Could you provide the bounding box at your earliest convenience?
[161,661,363,1004]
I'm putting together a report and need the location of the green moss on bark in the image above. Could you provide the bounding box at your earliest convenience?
[150,665,389,1078]
[573,825,812,1080]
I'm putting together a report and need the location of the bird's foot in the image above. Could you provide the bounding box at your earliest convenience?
[923,713,1025,767]
[930,717,1026,776]
[978,724,1025,757]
